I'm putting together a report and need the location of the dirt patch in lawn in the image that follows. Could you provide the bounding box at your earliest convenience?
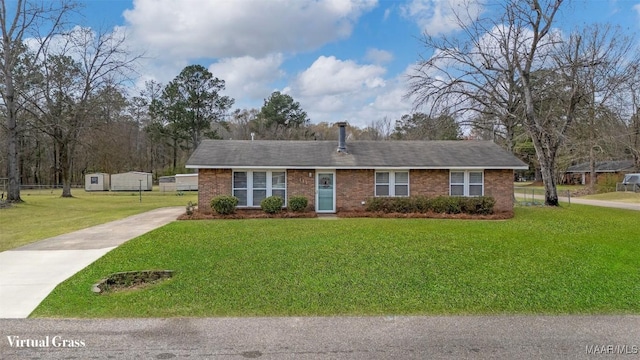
[93,270,173,294]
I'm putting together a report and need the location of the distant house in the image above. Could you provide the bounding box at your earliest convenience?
[186,123,528,213]
[564,160,635,185]
[85,173,110,191]
[111,171,153,191]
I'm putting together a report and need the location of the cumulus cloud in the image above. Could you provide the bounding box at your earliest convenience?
[208,54,285,100]
[295,55,386,97]
[634,4,640,19]
[282,56,413,126]
[123,0,378,59]
[364,48,394,64]
[401,0,483,35]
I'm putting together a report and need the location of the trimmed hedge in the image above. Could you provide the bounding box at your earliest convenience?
[260,196,284,214]
[366,195,495,215]
[288,196,308,212]
[211,195,239,215]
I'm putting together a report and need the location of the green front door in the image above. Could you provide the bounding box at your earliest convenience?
[316,172,335,213]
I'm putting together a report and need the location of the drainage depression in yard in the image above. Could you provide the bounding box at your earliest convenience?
[92,270,174,294]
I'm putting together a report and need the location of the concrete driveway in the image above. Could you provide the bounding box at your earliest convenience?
[0,207,184,318]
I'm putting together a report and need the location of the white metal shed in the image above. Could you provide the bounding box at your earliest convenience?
[176,174,198,191]
[85,173,110,191]
[111,171,153,191]
[159,176,176,192]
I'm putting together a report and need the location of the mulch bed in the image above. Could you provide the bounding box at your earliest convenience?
[179,209,513,220]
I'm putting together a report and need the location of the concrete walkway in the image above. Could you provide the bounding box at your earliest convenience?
[0,207,184,319]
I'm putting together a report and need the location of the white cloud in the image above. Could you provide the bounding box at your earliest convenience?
[364,48,394,64]
[123,0,378,60]
[634,4,640,19]
[295,55,386,97]
[284,57,412,126]
[208,54,285,101]
[401,0,483,35]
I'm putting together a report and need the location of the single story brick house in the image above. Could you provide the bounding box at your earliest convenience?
[186,124,528,213]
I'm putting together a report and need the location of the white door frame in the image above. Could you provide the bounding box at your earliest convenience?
[315,171,336,213]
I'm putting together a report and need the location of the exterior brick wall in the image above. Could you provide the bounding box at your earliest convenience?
[198,169,232,213]
[336,169,374,211]
[410,169,449,197]
[484,169,515,212]
[196,167,514,213]
[287,169,316,210]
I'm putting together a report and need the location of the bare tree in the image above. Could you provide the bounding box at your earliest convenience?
[26,26,140,197]
[408,0,601,205]
[1,0,76,202]
[563,25,637,190]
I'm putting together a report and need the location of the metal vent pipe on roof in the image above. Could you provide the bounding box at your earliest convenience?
[337,122,347,152]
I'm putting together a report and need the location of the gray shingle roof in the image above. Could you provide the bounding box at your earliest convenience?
[566,160,635,173]
[187,140,527,169]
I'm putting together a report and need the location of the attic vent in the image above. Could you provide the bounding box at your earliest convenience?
[337,122,347,153]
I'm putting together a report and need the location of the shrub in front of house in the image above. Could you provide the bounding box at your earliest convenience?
[459,196,496,215]
[211,195,239,215]
[288,196,308,212]
[365,195,495,215]
[261,196,284,214]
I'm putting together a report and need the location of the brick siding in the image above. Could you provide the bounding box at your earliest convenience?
[484,169,515,212]
[287,169,316,210]
[198,169,232,213]
[336,169,374,211]
[198,167,515,213]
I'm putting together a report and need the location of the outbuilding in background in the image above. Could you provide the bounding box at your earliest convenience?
[85,173,110,191]
[111,171,153,191]
[176,174,198,191]
[159,176,176,192]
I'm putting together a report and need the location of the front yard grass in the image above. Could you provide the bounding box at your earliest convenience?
[0,189,197,251]
[32,205,640,317]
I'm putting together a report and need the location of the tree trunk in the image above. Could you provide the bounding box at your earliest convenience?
[59,140,73,198]
[4,37,22,203]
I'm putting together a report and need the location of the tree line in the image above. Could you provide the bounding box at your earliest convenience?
[3,0,639,206]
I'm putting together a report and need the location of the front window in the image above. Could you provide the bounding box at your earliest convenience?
[233,170,287,207]
[450,171,484,196]
[375,171,409,197]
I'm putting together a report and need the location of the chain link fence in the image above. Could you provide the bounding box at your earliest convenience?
[514,187,572,206]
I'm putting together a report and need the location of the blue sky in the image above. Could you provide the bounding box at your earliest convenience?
[69,0,640,128]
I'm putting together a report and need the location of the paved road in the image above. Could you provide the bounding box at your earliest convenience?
[0,207,185,318]
[1,316,638,359]
[563,197,640,211]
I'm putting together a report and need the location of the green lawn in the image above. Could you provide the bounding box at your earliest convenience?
[32,205,640,317]
[0,189,197,251]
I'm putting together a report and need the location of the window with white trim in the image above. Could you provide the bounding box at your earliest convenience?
[375,171,409,197]
[450,171,484,196]
[233,171,287,207]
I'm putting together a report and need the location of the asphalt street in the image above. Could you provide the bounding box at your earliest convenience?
[1,316,639,359]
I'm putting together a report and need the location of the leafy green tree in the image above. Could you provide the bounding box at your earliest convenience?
[172,64,233,149]
[258,91,309,137]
